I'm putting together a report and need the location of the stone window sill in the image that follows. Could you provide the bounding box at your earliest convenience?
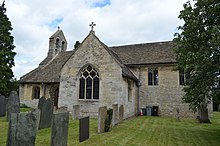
[78,99,99,102]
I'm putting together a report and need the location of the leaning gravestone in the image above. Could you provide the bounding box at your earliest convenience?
[0,95,6,117]
[79,116,89,142]
[119,105,124,123]
[112,104,119,126]
[7,91,20,121]
[50,111,69,146]
[98,106,107,133]
[38,97,53,129]
[72,105,80,120]
[7,109,40,146]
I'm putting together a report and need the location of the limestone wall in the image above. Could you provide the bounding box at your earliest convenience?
[19,84,43,100]
[130,65,198,118]
[19,83,59,108]
[59,33,137,119]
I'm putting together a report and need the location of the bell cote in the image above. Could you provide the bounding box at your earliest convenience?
[48,29,67,57]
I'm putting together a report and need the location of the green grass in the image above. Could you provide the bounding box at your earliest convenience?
[1,112,220,146]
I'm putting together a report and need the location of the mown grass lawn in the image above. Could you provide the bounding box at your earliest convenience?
[1,111,220,146]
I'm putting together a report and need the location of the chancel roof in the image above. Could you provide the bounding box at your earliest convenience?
[110,41,176,65]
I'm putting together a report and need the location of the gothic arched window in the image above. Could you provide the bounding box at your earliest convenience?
[32,86,40,99]
[79,65,99,100]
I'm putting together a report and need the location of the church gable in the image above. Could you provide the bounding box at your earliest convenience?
[61,30,136,82]
[59,30,137,114]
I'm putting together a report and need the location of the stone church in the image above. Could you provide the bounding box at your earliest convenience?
[19,25,198,118]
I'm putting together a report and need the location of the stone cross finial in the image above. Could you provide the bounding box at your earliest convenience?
[89,22,96,31]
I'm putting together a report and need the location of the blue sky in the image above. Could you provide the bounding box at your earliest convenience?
[91,0,111,7]
[5,0,186,78]
[48,18,63,28]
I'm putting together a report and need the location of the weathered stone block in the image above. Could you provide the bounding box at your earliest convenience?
[98,106,107,133]
[119,105,124,122]
[112,104,119,126]
[50,111,69,146]
[72,105,80,120]
[7,91,20,121]
[7,109,40,146]
[0,95,6,117]
[53,106,68,114]
[38,97,53,129]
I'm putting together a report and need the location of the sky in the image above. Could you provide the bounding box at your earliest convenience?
[3,0,187,79]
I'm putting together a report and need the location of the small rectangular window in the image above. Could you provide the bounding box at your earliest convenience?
[148,68,158,86]
[179,69,185,85]
[179,69,190,85]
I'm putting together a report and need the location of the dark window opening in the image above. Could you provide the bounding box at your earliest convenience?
[179,69,190,85]
[33,86,40,99]
[61,41,65,51]
[56,38,60,48]
[148,68,158,86]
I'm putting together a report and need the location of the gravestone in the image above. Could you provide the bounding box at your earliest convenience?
[119,105,124,123]
[112,104,119,126]
[38,97,53,129]
[7,109,40,146]
[7,91,20,121]
[79,116,89,142]
[50,111,69,146]
[98,106,107,133]
[0,95,6,117]
[72,105,80,120]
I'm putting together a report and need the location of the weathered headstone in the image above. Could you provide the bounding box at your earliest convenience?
[50,111,69,146]
[38,97,53,129]
[119,105,124,122]
[0,95,6,117]
[112,104,119,126]
[79,116,89,142]
[7,109,40,146]
[7,91,20,121]
[72,105,80,120]
[98,106,107,133]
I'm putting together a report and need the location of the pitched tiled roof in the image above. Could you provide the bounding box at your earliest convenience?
[20,51,73,83]
[110,41,176,65]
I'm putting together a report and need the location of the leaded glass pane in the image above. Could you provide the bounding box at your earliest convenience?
[93,77,99,99]
[79,78,85,99]
[148,69,153,85]
[87,65,92,72]
[86,77,92,99]
[90,70,96,77]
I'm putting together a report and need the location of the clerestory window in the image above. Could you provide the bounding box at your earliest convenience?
[79,65,99,100]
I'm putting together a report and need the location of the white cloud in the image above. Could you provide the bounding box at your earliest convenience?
[5,0,186,78]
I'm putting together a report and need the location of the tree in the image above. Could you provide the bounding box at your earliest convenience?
[174,0,220,123]
[0,1,16,96]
